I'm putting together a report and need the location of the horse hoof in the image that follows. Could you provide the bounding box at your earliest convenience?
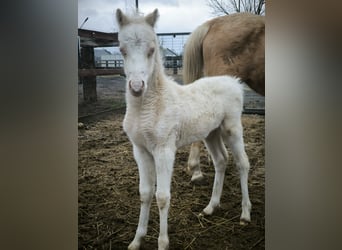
[191,172,204,183]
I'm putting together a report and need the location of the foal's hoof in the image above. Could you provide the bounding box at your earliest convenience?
[239,218,251,226]
[198,211,206,218]
[128,239,143,250]
[202,204,216,216]
[128,243,139,250]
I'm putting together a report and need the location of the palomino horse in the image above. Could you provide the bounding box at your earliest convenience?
[183,13,265,182]
[116,9,251,250]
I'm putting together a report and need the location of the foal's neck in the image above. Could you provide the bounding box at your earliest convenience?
[148,52,166,93]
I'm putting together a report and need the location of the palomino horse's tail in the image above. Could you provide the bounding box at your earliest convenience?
[183,22,210,84]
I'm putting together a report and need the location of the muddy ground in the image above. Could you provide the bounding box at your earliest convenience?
[78,75,265,249]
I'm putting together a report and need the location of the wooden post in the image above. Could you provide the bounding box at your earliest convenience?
[173,57,178,75]
[80,46,97,102]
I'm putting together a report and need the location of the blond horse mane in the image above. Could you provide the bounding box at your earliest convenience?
[182,22,210,84]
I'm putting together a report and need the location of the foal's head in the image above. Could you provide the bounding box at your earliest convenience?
[116,9,159,97]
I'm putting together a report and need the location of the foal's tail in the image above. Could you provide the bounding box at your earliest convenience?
[183,22,210,85]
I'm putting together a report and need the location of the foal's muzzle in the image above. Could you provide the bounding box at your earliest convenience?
[129,80,145,97]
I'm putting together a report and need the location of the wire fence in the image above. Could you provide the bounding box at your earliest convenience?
[157,33,190,55]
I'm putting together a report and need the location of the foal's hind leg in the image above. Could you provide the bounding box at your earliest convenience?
[201,129,228,215]
[222,120,252,224]
[187,141,204,182]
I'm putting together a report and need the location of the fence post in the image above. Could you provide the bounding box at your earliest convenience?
[173,57,177,75]
[80,46,97,102]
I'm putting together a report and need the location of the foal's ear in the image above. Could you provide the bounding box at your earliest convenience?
[145,9,159,27]
[116,8,130,28]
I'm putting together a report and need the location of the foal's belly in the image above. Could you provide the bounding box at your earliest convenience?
[176,114,222,148]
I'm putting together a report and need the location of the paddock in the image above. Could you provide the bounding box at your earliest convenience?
[78,76,264,249]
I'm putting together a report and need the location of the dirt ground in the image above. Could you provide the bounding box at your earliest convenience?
[78,75,265,249]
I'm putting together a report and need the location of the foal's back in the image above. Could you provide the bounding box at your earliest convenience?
[181,75,243,105]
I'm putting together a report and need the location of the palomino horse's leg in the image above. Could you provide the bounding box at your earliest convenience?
[154,146,175,250]
[187,141,204,182]
[202,129,228,215]
[224,120,252,225]
[128,145,156,250]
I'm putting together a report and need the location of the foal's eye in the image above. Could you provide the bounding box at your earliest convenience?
[120,47,127,56]
[147,47,155,57]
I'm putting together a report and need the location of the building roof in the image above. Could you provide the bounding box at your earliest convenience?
[161,47,178,57]
[94,48,112,58]
[78,29,118,47]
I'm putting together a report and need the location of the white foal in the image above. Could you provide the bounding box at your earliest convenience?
[116,9,251,250]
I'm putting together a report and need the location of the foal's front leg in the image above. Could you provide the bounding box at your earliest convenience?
[153,146,175,250]
[128,145,156,250]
